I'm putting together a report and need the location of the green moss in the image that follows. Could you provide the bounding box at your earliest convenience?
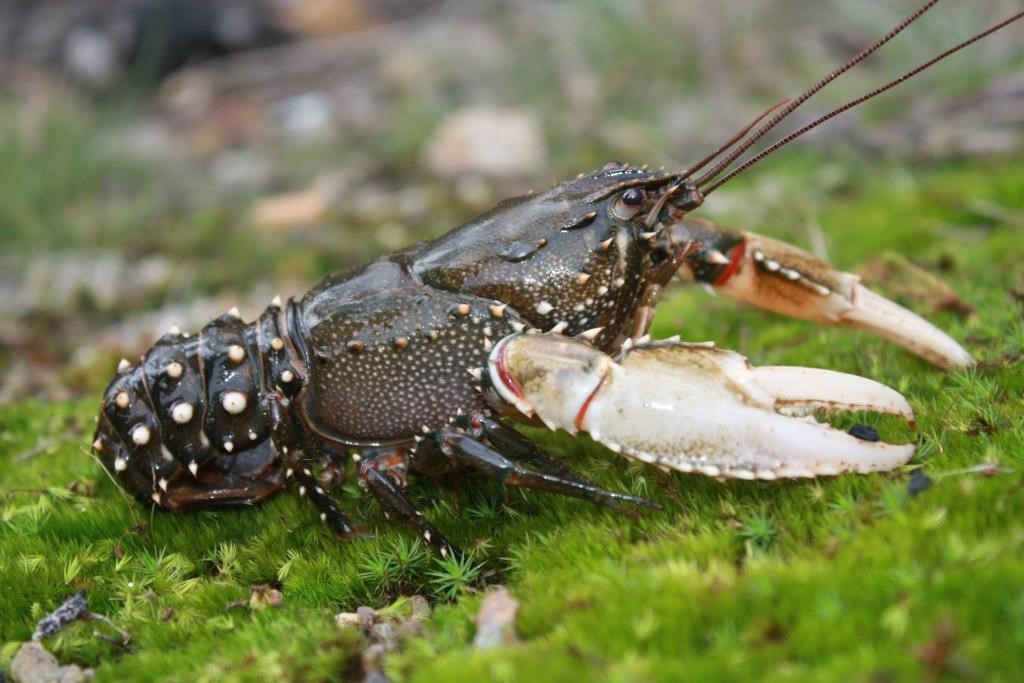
[2,158,1023,681]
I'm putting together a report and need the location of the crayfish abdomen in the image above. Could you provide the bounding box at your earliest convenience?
[93,304,296,509]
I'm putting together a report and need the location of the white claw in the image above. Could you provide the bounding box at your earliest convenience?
[117,358,131,373]
[839,284,974,371]
[488,335,916,480]
[750,365,913,421]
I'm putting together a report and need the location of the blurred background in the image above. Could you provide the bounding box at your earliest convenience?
[1,0,1021,402]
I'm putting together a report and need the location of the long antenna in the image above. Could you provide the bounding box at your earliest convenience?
[701,9,1024,196]
[691,0,942,189]
[678,98,791,179]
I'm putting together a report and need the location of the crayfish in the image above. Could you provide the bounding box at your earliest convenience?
[91,1,1019,557]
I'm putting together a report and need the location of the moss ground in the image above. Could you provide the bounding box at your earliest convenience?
[2,157,1023,681]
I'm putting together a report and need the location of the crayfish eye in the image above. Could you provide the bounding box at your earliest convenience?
[622,188,644,206]
[611,188,646,220]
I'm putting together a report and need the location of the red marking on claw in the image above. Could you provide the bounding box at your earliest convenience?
[496,343,526,402]
[713,239,746,286]
[574,371,608,433]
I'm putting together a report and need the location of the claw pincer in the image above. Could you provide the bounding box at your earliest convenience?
[668,217,975,370]
[487,333,916,480]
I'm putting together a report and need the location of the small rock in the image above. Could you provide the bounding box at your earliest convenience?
[248,584,283,609]
[8,253,175,317]
[97,119,177,161]
[272,91,335,138]
[408,595,431,621]
[11,641,93,683]
[473,586,518,650]
[425,108,546,179]
[250,187,330,231]
[848,424,880,442]
[62,25,121,89]
[360,643,389,683]
[355,606,377,628]
[335,611,362,628]
[33,591,89,640]
[370,622,397,649]
[211,149,275,192]
[335,596,434,682]
[336,605,378,630]
[908,469,933,497]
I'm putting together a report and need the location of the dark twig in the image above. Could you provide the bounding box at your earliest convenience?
[33,590,132,647]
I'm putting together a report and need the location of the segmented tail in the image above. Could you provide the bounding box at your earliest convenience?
[91,302,304,509]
